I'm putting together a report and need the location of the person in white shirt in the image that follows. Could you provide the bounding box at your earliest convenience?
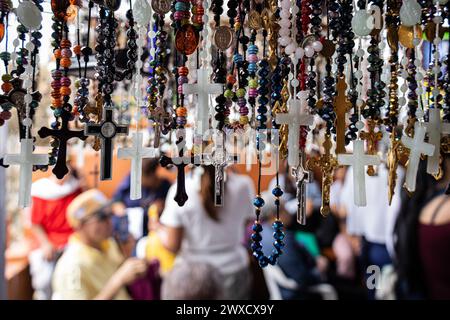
[157,166,255,299]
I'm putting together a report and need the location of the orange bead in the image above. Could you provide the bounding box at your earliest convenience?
[73,45,81,55]
[178,66,189,76]
[176,107,187,117]
[60,39,71,49]
[60,57,72,68]
[54,49,62,59]
[227,74,236,84]
[52,99,62,108]
[1,82,12,93]
[60,86,71,96]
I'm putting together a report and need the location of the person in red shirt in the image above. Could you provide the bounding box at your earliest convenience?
[29,164,83,300]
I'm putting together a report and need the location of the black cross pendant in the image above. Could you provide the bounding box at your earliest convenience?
[38,112,87,179]
[85,107,129,180]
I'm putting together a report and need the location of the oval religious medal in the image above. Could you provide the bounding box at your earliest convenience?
[175,24,199,55]
[17,1,42,30]
[214,26,234,51]
[248,10,261,30]
[152,0,171,15]
[320,39,335,58]
[51,0,71,21]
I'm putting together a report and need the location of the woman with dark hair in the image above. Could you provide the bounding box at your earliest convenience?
[157,166,255,299]
[394,156,450,299]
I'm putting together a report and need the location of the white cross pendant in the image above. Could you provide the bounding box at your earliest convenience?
[118,132,157,200]
[338,139,381,206]
[275,91,314,167]
[425,108,450,175]
[401,122,435,192]
[4,138,48,208]
[183,68,224,136]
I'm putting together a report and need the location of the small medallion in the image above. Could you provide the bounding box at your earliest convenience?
[175,24,199,55]
[214,26,234,51]
[51,0,70,22]
[101,122,116,138]
[398,25,421,48]
[151,0,171,15]
[17,0,43,29]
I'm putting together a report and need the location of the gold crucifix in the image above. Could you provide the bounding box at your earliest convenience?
[307,134,339,216]
[333,76,352,154]
[360,120,383,176]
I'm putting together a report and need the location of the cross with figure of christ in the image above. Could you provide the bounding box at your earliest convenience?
[275,91,314,167]
[334,76,353,155]
[85,107,129,180]
[38,112,87,179]
[425,108,450,175]
[202,134,238,206]
[4,139,48,208]
[118,132,157,200]
[401,121,435,192]
[291,153,313,225]
[182,68,224,135]
[338,139,381,206]
[307,134,339,216]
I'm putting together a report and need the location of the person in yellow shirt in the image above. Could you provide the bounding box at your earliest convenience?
[135,203,175,275]
[52,189,147,300]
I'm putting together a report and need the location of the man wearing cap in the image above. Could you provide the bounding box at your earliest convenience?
[52,189,147,300]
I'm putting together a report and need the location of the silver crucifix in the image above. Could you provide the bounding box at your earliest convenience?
[291,153,312,225]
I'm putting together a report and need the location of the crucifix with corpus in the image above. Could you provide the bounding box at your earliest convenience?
[425,108,450,176]
[307,134,339,216]
[401,121,435,192]
[202,133,238,206]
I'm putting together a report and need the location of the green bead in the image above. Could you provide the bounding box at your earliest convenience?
[249,79,258,88]
[54,108,62,117]
[236,88,246,98]
[224,89,234,99]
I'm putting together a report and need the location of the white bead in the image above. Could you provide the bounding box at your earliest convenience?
[414,59,421,67]
[356,121,365,130]
[379,41,386,50]
[432,16,443,24]
[433,66,439,73]
[304,46,315,58]
[433,88,440,96]
[13,39,20,47]
[416,73,424,81]
[312,41,323,52]
[24,94,32,104]
[285,43,295,55]
[23,79,32,88]
[356,99,364,108]
[413,38,421,46]
[354,70,363,79]
[400,70,408,78]
[356,48,365,58]
[281,11,290,19]
[295,47,304,59]
[415,108,424,119]
[433,37,441,45]
[291,79,299,87]
[292,6,299,14]
[401,56,408,65]
[398,97,406,106]
[400,84,408,93]
[22,118,32,127]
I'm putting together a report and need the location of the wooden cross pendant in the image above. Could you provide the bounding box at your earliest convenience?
[38,112,87,179]
[333,76,352,155]
[307,134,339,216]
[85,107,129,180]
[359,120,383,176]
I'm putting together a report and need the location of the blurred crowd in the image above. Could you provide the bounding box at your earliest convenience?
[23,153,450,300]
